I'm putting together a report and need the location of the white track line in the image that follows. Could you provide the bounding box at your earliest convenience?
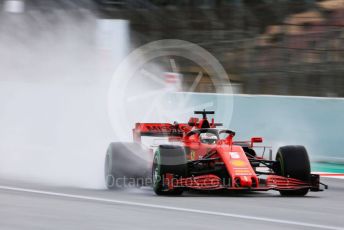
[0,185,342,230]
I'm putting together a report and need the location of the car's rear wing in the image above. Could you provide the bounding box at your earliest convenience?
[133,123,191,142]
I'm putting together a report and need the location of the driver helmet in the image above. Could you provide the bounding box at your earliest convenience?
[199,133,218,144]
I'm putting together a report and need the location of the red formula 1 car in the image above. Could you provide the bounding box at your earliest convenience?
[105,110,327,196]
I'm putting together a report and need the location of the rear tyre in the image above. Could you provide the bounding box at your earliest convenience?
[153,145,187,196]
[275,145,311,196]
[105,142,150,189]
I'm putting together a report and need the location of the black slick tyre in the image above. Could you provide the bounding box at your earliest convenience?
[105,142,150,189]
[275,145,311,196]
[152,145,187,196]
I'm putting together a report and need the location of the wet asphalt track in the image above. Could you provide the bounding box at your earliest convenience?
[0,178,343,230]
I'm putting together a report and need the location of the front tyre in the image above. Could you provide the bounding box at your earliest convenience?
[153,145,187,196]
[275,145,311,196]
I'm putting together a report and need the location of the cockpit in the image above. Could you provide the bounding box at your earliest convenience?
[199,132,218,144]
[186,128,235,145]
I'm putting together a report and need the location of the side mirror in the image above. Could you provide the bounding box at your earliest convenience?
[251,137,263,147]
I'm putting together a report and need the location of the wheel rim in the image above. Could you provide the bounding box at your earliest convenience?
[152,154,161,188]
[104,154,110,177]
[276,153,285,176]
[105,154,117,188]
[153,165,159,184]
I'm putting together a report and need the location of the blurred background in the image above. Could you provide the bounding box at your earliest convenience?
[1,0,343,96]
[98,0,344,97]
